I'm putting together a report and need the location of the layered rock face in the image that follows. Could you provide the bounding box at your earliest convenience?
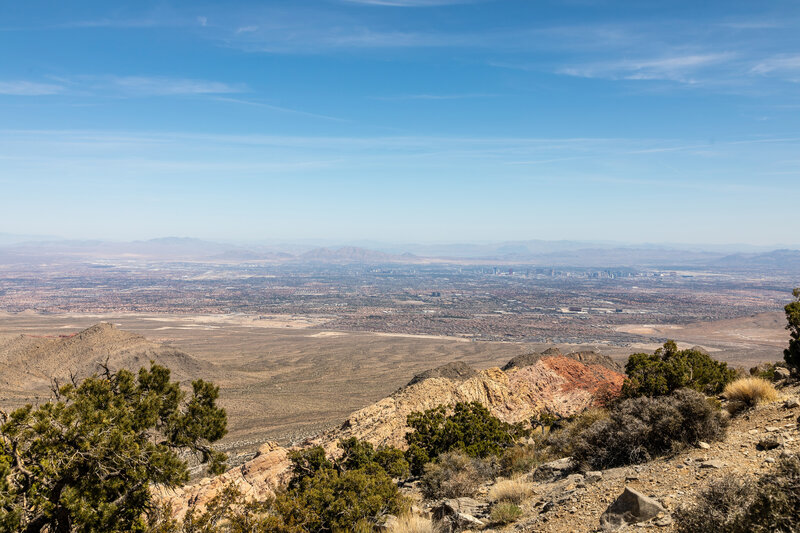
[164,348,624,517]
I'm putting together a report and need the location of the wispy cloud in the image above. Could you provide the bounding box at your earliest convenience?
[0,81,64,96]
[61,18,164,29]
[0,76,246,99]
[372,93,497,100]
[212,97,347,122]
[751,55,800,80]
[342,0,477,5]
[557,53,735,84]
[100,76,245,96]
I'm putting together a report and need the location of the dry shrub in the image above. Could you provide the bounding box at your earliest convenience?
[676,456,800,533]
[498,442,550,476]
[547,407,609,457]
[388,514,441,533]
[674,475,755,533]
[570,389,727,470]
[420,451,493,499]
[723,377,779,414]
[490,502,523,525]
[487,477,533,504]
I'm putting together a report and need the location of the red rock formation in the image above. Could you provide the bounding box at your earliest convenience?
[163,350,624,518]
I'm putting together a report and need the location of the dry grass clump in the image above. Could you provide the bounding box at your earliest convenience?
[723,377,779,414]
[490,502,523,525]
[388,514,441,533]
[487,477,533,504]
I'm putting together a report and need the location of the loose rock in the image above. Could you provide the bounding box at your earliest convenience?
[599,487,666,530]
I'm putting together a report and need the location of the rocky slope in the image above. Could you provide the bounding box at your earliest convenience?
[0,323,214,396]
[470,383,800,532]
[164,348,624,517]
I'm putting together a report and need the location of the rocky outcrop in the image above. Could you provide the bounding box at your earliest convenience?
[165,348,625,518]
[162,441,290,515]
[406,361,479,386]
[599,487,666,530]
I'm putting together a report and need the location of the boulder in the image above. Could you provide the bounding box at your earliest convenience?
[532,457,574,481]
[585,471,603,484]
[757,437,781,451]
[784,397,800,409]
[432,497,487,518]
[775,367,791,380]
[432,497,487,532]
[600,487,666,530]
[375,514,398,530]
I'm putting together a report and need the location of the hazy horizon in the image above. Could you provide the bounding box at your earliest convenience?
[2,1,799,244]
[3,231,800,255]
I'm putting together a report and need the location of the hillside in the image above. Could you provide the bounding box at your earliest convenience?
[0,323,214,397]
[164,348,625,517]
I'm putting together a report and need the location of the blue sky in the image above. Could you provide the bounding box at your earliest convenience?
[1,0,799,245]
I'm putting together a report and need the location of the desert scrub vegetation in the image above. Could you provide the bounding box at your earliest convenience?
[487,477,533,504]
[785,287,800,369]
[489,502,523,525]
[156,439,410,533]
[555,388,727,470]
[498,442,550,476]
[622,340,737,398]
[420,450,494,499]
[547,407,609,458]
[675,456,800,533]
[723,377,780,414]
[0,363,228,533]
[404,401,529,475]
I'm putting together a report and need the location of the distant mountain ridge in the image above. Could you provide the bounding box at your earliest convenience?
[1,237,799,270]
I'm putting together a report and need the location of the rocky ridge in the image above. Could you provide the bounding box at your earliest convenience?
[0,323,214,395]
[164,348,625,517]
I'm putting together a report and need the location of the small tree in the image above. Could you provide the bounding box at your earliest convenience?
[622,341,736,398]
[405,401,529,474]
[784,288,800,369]
[0,363,227,533]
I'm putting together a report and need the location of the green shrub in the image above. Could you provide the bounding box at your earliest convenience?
[277,465,407,532]
[0,364,227,533]
[420,451,494,499]
[153,442,410,533]
[570,388,727,470]
[785,288,800,369]
[750,362,779,381]
[338,437,410,479]
[490,502,523,525]
[405,402,528,474]
[622,341,737,398]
